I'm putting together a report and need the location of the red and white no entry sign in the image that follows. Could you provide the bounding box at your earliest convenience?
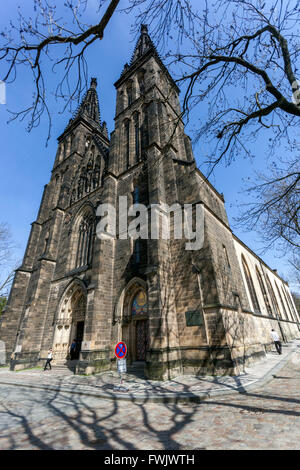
[115,341,127,359]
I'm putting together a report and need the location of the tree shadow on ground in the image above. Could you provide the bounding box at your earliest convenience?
[0,355,300,449]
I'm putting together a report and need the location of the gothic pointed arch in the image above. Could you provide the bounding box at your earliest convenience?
[241,255,261,314]
[115,277,148,363]
[274,280,288,320]
[256,266,272,317]
[69,133,107,205]
[265,274,282,319]
[68,203,95,271]
[113,277,147,324]
[52,279,87,363]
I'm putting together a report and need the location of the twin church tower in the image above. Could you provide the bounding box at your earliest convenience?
[1,25,299,379]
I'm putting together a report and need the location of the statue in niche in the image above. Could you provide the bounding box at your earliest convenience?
[77,174,85,199]
[70,189,76,204]
[43,230,50,255]
[85,160,93,192]
[64,212,72,225]
[93,156,101,189]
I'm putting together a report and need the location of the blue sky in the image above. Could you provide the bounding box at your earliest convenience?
[0,1,298,292]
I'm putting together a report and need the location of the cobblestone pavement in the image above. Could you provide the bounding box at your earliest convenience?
[0,348,300,449]
[0,341,299,401]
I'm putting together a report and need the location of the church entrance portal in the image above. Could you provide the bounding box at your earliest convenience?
[122,285,148,363]
[53,284,86,363]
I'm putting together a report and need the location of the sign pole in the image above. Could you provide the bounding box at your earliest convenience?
[114,342,127,389]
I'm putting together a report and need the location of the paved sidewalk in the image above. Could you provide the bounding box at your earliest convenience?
[0,340,299,402]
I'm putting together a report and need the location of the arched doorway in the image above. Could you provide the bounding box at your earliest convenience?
[53,283,86,364]
[122,283,148,363]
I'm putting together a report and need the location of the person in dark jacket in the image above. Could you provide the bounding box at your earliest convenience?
[70,339,77,360]
[44,348,53,370]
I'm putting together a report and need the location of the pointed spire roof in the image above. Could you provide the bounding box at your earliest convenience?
[129,24,159,65]
[115,25,179,93]
[72,77,101,124]
[61,77,105,138]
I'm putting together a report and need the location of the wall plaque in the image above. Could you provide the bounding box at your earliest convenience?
[185,310,203,327]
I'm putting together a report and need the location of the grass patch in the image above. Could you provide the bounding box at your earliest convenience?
[15,366,43,372]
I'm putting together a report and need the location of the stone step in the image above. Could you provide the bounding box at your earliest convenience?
[128,361,145,369]
[52,360,77,372]
[126,361,146,379]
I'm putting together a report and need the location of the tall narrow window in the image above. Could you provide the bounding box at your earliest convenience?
[275,281,288,320]
[285,287,299,322]
[265,275,282,319]
[127,85,132,106]
[58,142,65,162]
[281,285,296,322]
[256,267,272,316]
[133,187,140,204]
[134,112,140,163]
[138,72,145,95]
[134,239,141,264]
[141,105,148,156]
[222,245,230,270]
[241,256,261,314]
[75,214,94,268]
[124,120,130,169]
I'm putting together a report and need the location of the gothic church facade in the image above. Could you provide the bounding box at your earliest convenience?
[1,25,299,379]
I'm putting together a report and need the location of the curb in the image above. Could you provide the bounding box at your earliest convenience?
[0,347,298,404]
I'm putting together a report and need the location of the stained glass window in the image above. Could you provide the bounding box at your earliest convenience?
[132,290,147,316]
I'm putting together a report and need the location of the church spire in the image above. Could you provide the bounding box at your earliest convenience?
[73,77,101,124]
[65,77,101,133]
[129,24,158,65]
[116,24,178,93]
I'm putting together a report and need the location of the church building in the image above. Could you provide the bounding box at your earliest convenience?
[0,25,299,379]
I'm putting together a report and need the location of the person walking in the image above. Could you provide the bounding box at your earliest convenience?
[70,339,77,360]
[44,348,53,370]
[271,329,282,355]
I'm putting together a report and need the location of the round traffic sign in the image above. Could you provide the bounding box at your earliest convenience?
[115,341,127,359]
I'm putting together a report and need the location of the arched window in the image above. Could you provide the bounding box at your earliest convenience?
[75,213,94,268]
[281,285,296,322]
[256,267,272,316]
[134,239,141,264]
[58,142,65,162]
[92,155,101,189]
[124,119,130,169]
[141,105,149,156]
[66,134,71,155]
[275,281,288,320]
[138,72,145,95]
[132,187,139,204]
[265,274,282,319]
[241,256,261,314]
[127,85,133,106]
[77,170,85,199]
[133,112,140,163]
[285,287,299,322]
